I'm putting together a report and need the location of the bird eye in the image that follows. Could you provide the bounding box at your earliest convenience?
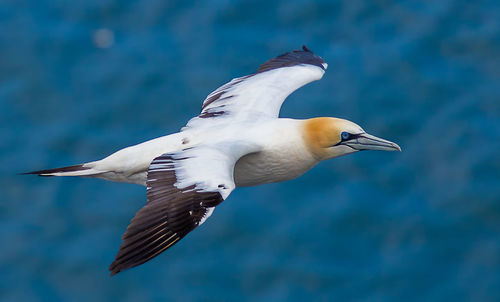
[341,132,351,140]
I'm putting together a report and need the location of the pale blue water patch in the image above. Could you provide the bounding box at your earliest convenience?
[1,0,499,301]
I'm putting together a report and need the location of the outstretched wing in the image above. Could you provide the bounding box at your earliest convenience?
[109,142,258,275]
[184,46,327,130]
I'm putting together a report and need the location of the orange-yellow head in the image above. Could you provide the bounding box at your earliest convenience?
[303,117,401,161]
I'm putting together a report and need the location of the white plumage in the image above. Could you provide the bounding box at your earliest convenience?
[27,46,400,275]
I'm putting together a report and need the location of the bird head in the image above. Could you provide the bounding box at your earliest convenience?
[304,117,401,161]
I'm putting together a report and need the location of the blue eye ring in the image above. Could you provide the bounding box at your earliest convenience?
[341,132,350,140]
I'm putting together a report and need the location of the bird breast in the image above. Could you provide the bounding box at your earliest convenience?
[233,127,318,187]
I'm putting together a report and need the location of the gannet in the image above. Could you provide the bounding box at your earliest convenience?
[26,46,401,275]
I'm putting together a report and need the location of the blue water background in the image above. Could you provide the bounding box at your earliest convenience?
[1,0,499,301]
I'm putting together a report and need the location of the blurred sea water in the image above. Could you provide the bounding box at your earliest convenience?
[1,0,499,301]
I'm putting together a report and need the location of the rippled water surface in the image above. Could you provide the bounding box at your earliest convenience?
[1,1,499,301]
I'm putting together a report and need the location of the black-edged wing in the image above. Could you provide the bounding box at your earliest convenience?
[183,46,327,130]
[109,143,258,275]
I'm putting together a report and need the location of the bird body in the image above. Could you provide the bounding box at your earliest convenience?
[27,46,401,275]
[71,118,311,186]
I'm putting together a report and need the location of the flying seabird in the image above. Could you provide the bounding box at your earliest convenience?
[26,46,401,275]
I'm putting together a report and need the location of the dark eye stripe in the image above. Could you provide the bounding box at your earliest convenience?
[348,133,362,140]
[334,133,362,147]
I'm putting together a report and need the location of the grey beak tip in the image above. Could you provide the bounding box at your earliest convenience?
[347,133,402,152]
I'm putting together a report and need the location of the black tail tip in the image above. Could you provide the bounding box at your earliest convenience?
[21,164,88,176]
[19,171,54,177]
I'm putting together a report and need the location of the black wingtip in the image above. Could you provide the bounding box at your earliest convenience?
[257,45,326,73]
[109,265,120,277]
[302,45,312,52]
[22,164,89,176]
[109,259,128,276]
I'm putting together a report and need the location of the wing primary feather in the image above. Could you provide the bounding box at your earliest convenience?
[110,141,256,275]
[256,45,326,73]
[184,46,326,129]
[109,153,225,276]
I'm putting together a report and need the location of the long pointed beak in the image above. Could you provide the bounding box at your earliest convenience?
[345,133,401,152]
